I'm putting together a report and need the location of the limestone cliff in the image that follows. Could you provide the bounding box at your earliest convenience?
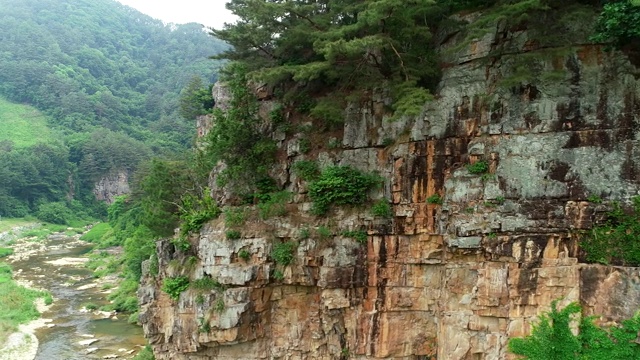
[93,170,130,204]
[138,13,640,360]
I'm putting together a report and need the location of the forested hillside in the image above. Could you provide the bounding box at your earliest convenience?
[0,0,225,218]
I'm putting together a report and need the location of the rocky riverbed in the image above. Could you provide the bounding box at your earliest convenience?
[0,229,145,359]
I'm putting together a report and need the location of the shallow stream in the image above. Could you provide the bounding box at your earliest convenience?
[9,236,145,359]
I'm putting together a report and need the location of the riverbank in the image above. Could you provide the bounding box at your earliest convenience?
[0,225,146,359]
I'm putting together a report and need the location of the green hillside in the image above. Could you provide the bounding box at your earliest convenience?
[0,0,226,219]
[0,97,58,148]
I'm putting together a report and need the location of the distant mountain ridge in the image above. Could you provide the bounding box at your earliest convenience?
[0,0,226,218]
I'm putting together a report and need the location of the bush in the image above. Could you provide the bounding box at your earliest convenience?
[292,160,320,181]
[224,207,246,227]
[509,300,640,359]
[426,194,443,205]
[191,277,223,291]
[36,202,72,224]
[341,230,368,244]
[225,230,241,240]
[161,276,190,301]
[0,248,13,258]
[308,166,382,215]
[371,199,393,218]
[238,249,251,261]
[81,223,112,243]
[272,242,297,266]
[257,191,291,219]
[581,196,640,266]
[467,160,489,174]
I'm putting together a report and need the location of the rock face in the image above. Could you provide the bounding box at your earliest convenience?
[138,14,640,360]
[93,170,130,204]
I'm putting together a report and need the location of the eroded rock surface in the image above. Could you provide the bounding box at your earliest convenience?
[140,15,640,360]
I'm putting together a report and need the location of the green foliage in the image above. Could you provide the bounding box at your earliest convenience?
[292,160,320,182]
[382,137,395,147]
[171,236,191,252]
[0,98,57,148]
[83,302,99,311]
[342,230,368,244]
[581,197,640,266]
[299,228,311,240]
[191,277,224,291]
[198,317,211,333]
[591,1,640,47]
[426,194,443,205]
[317,226,332,240]
[308,166,382,215]
[204,63,277,193]
[299,138,311,154]
[214,0,442,120]
[467,160,489,174]
[214,298,225,312]
[132,346,155,360]
[179,76,214,120]
[587,194,603,204]
[309,97,345,126]
[180,191,221,236]
[0,262,49,341]
[161,276,190,301]
[195,294,205,305]
[258,191,292,219]
[0,248,13,258]
[509,301,583,359]
[272,242,297,266]
[105,278,139,313]
[238,249,251,261]
[509,300,640,359]
[224,207,247,228]
[371,199,393,218]
[226,230,242,240]
[81,223,112,243]
[273,269,285,281]
[35,202,72,225]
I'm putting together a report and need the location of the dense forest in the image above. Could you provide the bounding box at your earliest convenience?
[0,0,226,218]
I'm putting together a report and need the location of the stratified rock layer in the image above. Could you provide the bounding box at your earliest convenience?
[138,15,640,360]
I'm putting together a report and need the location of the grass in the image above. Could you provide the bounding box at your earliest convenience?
[0,218,36,233]
[80,223,112,243]
[0,263,47,344]
[0,97,58,148]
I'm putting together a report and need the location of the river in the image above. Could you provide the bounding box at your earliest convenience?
[5,233,146,359]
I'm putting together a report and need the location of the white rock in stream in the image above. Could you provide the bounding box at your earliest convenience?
[45,257,89,266]
[78,338,99,346]
[86,347,98,354]
[76,283,97,290]
[103,354,119,359]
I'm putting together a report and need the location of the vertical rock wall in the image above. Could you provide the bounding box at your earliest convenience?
[139,14,640,360]
[93,170,130,204]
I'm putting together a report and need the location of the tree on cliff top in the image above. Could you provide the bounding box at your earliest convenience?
[212,0,445,118]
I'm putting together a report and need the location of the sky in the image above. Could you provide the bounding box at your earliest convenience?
[116,0,236,29]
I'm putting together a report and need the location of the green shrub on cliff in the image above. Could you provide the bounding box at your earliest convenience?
[161,276,190,301]
[581,196,640,266]
[308,166,382,216]
[509,300,640,359]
